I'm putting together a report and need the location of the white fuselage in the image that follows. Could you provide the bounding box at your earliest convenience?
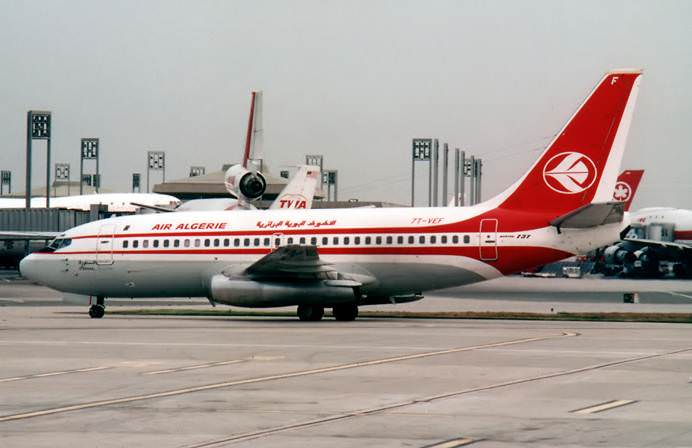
[20,205,625,303]
[631,208,692,245]
[0,193,180,212]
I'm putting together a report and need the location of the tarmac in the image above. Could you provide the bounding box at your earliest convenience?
[1,275,692,447]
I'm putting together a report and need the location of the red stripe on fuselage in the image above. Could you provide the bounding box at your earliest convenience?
[69,209,556,241]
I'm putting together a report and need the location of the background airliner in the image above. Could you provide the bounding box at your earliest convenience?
[20,70,642,321]
[0,193,180,212]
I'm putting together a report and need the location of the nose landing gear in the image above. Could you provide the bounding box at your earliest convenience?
[88,296,106,319]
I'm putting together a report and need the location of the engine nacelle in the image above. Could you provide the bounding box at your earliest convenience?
[603,245,635,266]
[224,165,266,201]
[633,248,659,274]
[209,276,357,307]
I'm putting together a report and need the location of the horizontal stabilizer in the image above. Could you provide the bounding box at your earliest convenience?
[550,202,624,230]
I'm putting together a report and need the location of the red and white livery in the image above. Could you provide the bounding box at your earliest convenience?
[20,70,643,320]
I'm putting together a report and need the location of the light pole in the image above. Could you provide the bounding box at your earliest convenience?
[26,111,51,208]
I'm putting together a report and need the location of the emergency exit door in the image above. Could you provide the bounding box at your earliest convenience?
[479,219,498,261]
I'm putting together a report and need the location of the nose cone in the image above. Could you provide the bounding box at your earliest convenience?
[19,254,37,281]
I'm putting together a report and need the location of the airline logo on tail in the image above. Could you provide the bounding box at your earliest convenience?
[613,181,632,202]
[612,169,644,211]
[542,152,598,194]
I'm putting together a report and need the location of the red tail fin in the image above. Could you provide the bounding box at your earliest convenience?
[613,169,644,211]
[498,70,642,217]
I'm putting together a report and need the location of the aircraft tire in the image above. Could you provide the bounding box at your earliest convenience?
[332,303,358,321]
[297,304,324,321]
[88,304,105,319]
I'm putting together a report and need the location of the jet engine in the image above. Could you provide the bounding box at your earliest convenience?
[632,248,660,276]
[209,276,358,307]
[603,244,635,266]
[224,164,266,202]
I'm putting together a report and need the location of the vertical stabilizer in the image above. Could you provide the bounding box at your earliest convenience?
[613,169,644,211]
[496,70,642,217]
[269,166,321,210]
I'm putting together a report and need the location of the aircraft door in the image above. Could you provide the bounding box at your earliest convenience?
[96,223,116,265]
[479,219,498,261]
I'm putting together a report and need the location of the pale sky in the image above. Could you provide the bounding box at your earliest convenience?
[1,0,690,209]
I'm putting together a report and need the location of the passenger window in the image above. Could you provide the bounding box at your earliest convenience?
[133,240,139,248]
[254,238,260,246]
[223,238,229,247]
[234,239,240,247]
[203,239,210,247]
[322,237,328,245]
[244,238,250,247]
[355,237,360,245]
[194,239,201,248]
[333,236,339,245]
[184,239,190,248]
[153,240,159,248]
[464,235,470,244]
[310,237,317,245]
[397,236,403,244]
[299,237,306,244]
[287,237,294,244]
[365,236,371,244]
[419,236,425,244]
[441,236,447,244]
[263,238,270,247]
[452,235,459,244]
[386,236,392,244]
[174,239,180,248]
[343,236,350,245]
[123,240,129,249]
[164,240,170,248]
[274,238,281,247]
[430,236,436,244]
[408,236,414,244]
[214,238,220,247]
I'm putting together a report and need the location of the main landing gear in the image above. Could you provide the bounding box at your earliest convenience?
[332,303,358,321]
[297,304,324,321]
[296,303,359,321]
[88,296,106,319]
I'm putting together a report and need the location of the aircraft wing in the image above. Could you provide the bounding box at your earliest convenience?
[0,231,60,240]
[244,244,335,279]
[623,238,692,254]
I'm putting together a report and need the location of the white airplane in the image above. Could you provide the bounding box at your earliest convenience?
[20,69,642,321]
[0,193,180,213]
[600,170,691,277]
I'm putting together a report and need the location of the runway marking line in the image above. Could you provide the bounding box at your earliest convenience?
[183,344,691,447]
[571,399,637,415]
[422,437,476,447]
[144,359,246,375]
[0,333,567,423]
[666,291,692,300]
[0,366,110,384]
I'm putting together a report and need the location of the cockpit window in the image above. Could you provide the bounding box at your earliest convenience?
[38,238,72,253]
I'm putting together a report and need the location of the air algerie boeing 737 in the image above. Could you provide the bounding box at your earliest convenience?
[20,70,642,321]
